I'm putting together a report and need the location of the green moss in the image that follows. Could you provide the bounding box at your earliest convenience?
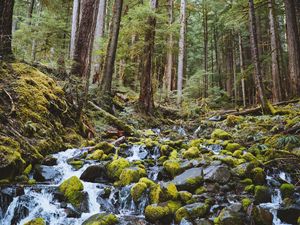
[244,184,255,193]
[167,200,182,213]
[183,147,200,159]
[195,186,207,195]
[226,115,242,126]
[251,167,266,185]
[242,198,252,211]
[118,168,140,186]
[225,143,241,152]
[24,218,45,225]
[150,184,162,204]
[175,203,209,223]
[163,183,179,200]
[82,213,118,225]
[87,150,104,160]
[23,164,32,176]
[68,160,84,170]
[93,142,115,154]
[254,185,271,204]
[169,150,178,160]
[280,183,295,199]
[107,157,130,181]
[233,150,243,158]
[59,176,84,208]
[145,204,170,223]
[211,129,232,140]
[131,182,148,202]
[241,178,253,185]
[179,191,192,203]
[163,160,181,177]
[139,177,156,187]
[28,179,36,185]
[160,145,173,156]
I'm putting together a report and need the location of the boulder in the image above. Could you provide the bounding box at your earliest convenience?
[254,186,271,204]
[175,202,209,223]
[277,204,300,224]
[216,208,243,225]
[251,206,273,225]
[106,158,130,181]
[204,164,231,184]
[82,213,118,225]
[211,129,232,140]
[33,165,60,182]
[80,164,108,183]
[24,218,45,225]
[41,155,57,166]
[171,167,203,191]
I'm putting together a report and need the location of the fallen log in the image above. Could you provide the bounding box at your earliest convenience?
[88,101,137,135]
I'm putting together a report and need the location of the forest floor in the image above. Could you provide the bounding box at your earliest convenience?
[0,64,300,225]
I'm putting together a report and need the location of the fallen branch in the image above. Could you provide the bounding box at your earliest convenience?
[88,101,137,135]
[3,89,15,115]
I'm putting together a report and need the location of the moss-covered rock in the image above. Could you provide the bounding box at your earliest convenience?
[280,183,295,199]
[215,208,243,225]
[183,147,200,159]
[163,160,181,178]
[150,184,162,204]
[179,191,192,204]
[251,167,266,185]
[241,198,252,211]
[24,218,45,225]
[118,168,140,186]
[82,213,118,225]
[145,204,171,223]
[131,181,148,202]
[225,143,241,152]
[175,202,209,223]
[93,142,115,154]
[211,129,232,140]
[59,176,84,208]
[106,157,130,181]
[254,185,271,204]
[87,150,104,160]
[160,183,179,201]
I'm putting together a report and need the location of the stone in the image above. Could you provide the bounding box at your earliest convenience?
[216,208,243,225]
[41,155,57,166]
[252,206,273,225]
[254,186,271,204]
[80,164,108,182]
[211,129,232,140]
[203,164,231,184]
[82,213,118,225]
[277,204,300,224]
[171,167,203,191]
[33,165,60,182]
[175,202,209,223]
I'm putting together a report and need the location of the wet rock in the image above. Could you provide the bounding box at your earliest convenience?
[203,164,231,184]
[24,218,45,225]
[0,186,24,216]
[194,218,213,225]
[10,195,31,224]
[171,167,203,191]
[251,167,266,185]
[179,218,193,225]
[216,208,243,225]
[33,165,60,182]
[175,202,210,223]
[80,164,108,183]
[65,207,81,218]
[231,163,252,178]
[145,201,181,224]
[82,213,118,225]
[41,155,57,166]
[119,215,150,225]
[277,204,300,224]
[254,186,271,204]
[106,157,130,181]
[211,129,232,140]
[251,206,273,225]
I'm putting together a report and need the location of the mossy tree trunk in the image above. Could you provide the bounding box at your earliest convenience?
[0,0,15,61]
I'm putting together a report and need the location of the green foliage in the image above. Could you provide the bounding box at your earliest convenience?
[277,135,300,149]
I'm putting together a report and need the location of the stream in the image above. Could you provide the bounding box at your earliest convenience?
[0,128,298,225]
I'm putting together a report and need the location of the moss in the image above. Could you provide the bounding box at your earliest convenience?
[167,200,182,213]
[225,143,241,152]
[150,184,162,204]
[280,183,295,199]
[251,167,266,185]
[211,129,232,140]
[68,160,84,170]
[226,115,242,126]
[169,150,178,160]
[82,213,118,225]
[162,183,179,200]
[23,164,32,176]
[59,176,84,208]
[297,216,300,225]
[15,175,29,182]
[175,203,209,223]
[93,142,115,154]
[0,179,10,185]
[241,178,253,185]
[183,147,200,159]
[242,198,252,211]
[145,204,171,223]
[139,177,156,188]
[160,145,173,156]
[131,182,148,202]
[244,184,255,193]
[87,150,104,160]
[24,218,45,225]
[233,150,243,158]
[195,186,207,195]
[107,157,130,181]
[186,176,203,186]
[254,185,271,204]
[143,129,156,136]
[179,191,192,203]
[242,153,260,165]
[28,179,36,185]
[118,168,140,186]
[163,160,181,177]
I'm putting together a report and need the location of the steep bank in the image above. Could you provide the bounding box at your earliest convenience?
[0,62,83,181]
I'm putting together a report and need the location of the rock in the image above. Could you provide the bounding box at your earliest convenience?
[24,218,45,225]
[160,182,179,201]
[194,218,213,225]
[0,186,24,216]
[33,165,60,182]
[82,213,118,225]
[106,157,130,181]
[254,185,271,204]
[119,215,150,225]
[171,167,203,191]
[68,160,84,170]
[179,218,193,225]
[225,143,241,152]
[216,208,243,225]
[59,176,87,212]
[280,183,295,199]
[183,147,200,159]
[251,167,266,185]
[93,141,115,154]
[251,206,273,225]
[86,150,104,160]
[41,155,57,166]
[163,160,182,178]
[175,202,209,223]
[65,207,81,218]
[80,164,108,183]
[232,163,254,177]
[131,182,148,202]
[211,129,232,140]
[203,164,231,184]
[145,201,181,224]
[277,204,300,224]
[118,168,141,186]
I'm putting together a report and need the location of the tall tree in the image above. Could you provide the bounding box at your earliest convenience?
[268,0,282,102]
[70,0,81,59]
[0,0,15,60]
[139,0,158,113]
[284,0,300,97]
[203,1,208,97]
[248,0,271,113]
[100,0,123,97]
[177,0,186,105]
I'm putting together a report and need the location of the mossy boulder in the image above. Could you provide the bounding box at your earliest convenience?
[145,201,181,223]
[171,167,203,191]
[59,176,84,209]
[118,168,140,186]
[254,185,271,204]
[280,183,295,199]
[251,167,266,185]
[106,157,130,181]
[251,206,273,225]
[175,202,209,223]
[163,160,181,178]
[87,150,104,160]
[183,147,200,159]
[179,191,192,204]
[211,129,232,140]
[131,181,148,202]
[160,182,179,201]
[150,184,162,204]
[82,213,118,225]
[225,143,241,152]
[24,218,45,225]
[215,208,243,225]
[241,198,252,211]
[93,142,115,154]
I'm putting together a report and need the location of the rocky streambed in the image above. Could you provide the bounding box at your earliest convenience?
[0,122,300,225]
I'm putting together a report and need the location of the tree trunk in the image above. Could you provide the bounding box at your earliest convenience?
[238,33,246,107]
[0,0,15,60]
[177,0,186,105]
[203,4,208,97]
[284,0,300,97]
[28,0,35,25]
[248,0,271,114]
[139,0,158,113]
[101,0,123,96]
[164,0,173,99]
[268,0,283,102]
[70,0,81,59]
[92,0,106,83]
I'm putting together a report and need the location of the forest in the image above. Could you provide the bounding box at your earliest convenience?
[0,0,300,224]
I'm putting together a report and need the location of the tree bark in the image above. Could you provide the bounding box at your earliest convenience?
[0,0,15,61]
[28,0,35,25]
[70,0,81,59]
[203,3,208,97]
[268,0,283,102]
[101,0,123,96]
[238,33,246,107]
[177,0,186,105]
[139,0,158,113]
[284,0,300,97]
[248,0,271,114]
